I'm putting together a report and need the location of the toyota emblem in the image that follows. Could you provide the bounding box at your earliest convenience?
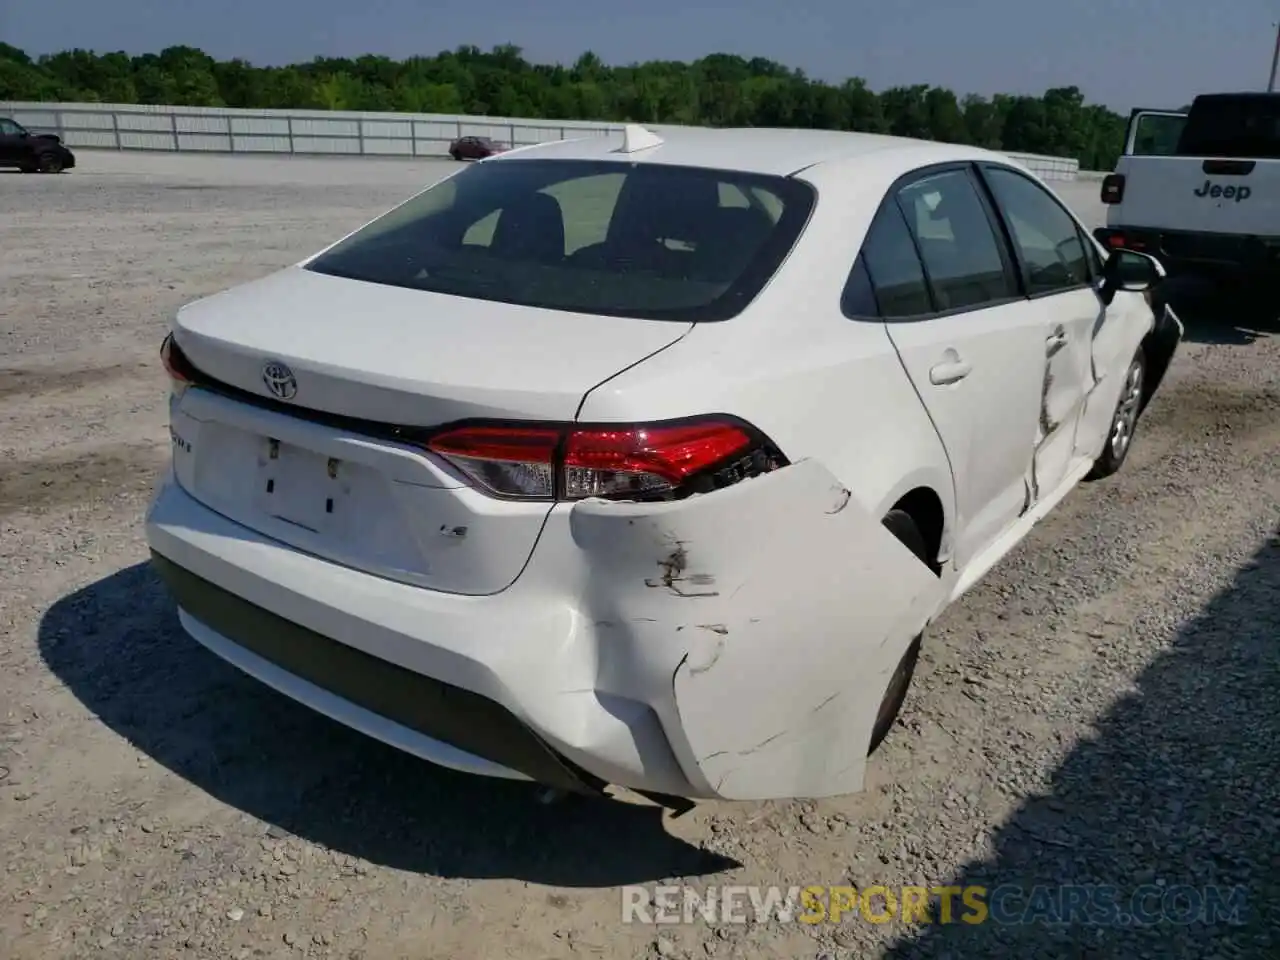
[262,360,298,401]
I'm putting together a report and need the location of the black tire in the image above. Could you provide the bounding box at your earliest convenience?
[36,153,63,174]
[868,509,929,755]
[449,149,462,161]
[1085,346,1147,481]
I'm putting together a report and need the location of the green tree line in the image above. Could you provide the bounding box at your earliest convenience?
[1,42,1129,168]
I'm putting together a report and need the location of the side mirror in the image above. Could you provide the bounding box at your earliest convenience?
[1099,248,1165,306]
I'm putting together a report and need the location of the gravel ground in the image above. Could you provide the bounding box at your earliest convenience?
[1,151,1278,960]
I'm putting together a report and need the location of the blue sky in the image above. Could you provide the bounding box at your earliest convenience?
[4,0,1278,112]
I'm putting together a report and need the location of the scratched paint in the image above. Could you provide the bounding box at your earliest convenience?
[662,460,942,801]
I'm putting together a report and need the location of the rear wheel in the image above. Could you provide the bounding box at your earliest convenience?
[868,509,929,755]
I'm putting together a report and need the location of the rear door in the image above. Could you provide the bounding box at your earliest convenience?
[1124,109,1187,157]
[978,163,1102,500]
[868,165,1046,572]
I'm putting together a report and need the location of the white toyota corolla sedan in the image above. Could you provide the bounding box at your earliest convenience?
[145,124,1182,810]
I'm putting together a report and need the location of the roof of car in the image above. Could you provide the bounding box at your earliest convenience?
[489,125,1017,177]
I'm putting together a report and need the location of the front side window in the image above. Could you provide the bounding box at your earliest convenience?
[983,166,1092,296]
[896,169,1016,312]
[307,158,815,322]
[0,119,23,136]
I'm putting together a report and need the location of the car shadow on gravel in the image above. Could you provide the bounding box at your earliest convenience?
[882,529,1280,958]
[37,561,738,888]
[1157,277,1280,346]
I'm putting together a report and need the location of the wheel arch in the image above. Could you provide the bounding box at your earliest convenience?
[887,485,947,575]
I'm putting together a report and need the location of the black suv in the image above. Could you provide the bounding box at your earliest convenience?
[0,117,76,174]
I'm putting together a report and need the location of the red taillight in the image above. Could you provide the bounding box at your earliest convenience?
[1101,173,1126,204]
[426,417,782,502]
[160,333,196,388]
[564,421,755,499]
[1104,232,1148,252]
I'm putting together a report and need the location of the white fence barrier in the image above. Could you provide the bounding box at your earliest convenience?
[0,101,1082,181]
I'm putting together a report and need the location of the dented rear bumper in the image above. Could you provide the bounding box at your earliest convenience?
[146,458,944,803]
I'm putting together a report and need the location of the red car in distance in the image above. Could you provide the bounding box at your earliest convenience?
[448,135,508,161]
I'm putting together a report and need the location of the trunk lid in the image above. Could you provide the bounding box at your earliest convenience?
[174,265,691,423]
[169,266,691,595]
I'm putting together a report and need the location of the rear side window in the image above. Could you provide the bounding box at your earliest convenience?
[983,166,1092,296]
[306,158,815,322]
[896,170,1016,312]
[848,202,932,318]
[841,256,878,317]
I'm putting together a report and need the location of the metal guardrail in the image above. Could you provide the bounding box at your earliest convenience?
[1,102,619,158]
[0,101,1082,180]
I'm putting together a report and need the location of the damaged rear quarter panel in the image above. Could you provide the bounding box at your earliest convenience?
[568,458,943,801]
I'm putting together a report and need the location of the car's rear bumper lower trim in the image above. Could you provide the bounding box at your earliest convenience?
[150,550,608,796]
[176,608,532,782]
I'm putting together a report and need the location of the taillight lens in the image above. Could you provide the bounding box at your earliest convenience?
[1101,230,1149,253]
[1101,173,1126,204]
[426,417,785,502]
[160,333,196,396]
[564,421,756,499]
[427,425,560,499]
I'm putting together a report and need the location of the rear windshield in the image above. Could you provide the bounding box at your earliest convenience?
[306,158,815,322]
[1177,95,1280,158]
